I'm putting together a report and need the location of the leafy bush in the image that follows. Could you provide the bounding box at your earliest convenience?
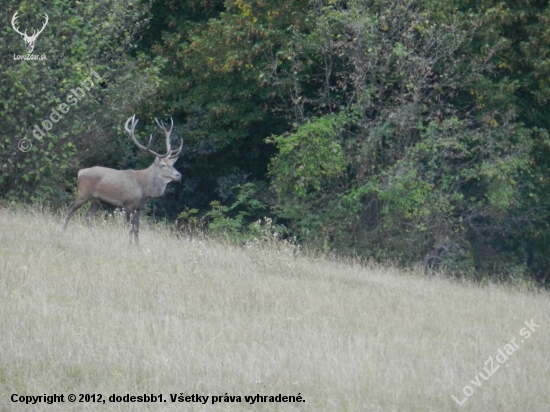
[0,0,156,205]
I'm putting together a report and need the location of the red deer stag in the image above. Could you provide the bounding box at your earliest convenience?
[64,115,182,242]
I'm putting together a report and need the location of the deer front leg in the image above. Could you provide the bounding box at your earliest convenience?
[131,209,141,244]
[125,208,141,244]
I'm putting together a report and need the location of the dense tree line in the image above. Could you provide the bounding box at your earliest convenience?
[1,0,549,283]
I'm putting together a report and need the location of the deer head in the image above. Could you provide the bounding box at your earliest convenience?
[125,115,183,183]
[11,11,49,54]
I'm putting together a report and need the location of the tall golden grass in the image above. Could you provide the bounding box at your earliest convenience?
[1,206,549,411]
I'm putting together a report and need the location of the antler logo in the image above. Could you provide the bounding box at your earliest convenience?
[11,11,49,54]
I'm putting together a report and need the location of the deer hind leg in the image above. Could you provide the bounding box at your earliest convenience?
[85,200,101,226]
[64,198,88,229]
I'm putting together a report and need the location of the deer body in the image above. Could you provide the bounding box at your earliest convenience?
[77,163,176,208]
[65,116,182,242]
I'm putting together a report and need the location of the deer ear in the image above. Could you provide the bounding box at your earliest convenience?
[154,157,161,164]
[167,157,178,165]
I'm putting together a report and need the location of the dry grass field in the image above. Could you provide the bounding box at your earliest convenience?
[1,206,549,411]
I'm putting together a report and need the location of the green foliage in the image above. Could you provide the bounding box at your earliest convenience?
[264,0,541,279]
[137,0,550,282]
[268,113,348,198]
[203,182,265,241]
[138,0,308,216]
[177,206,200,225]
[0,0,154,204]
[3,0,550,283]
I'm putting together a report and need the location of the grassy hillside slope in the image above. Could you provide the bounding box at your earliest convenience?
[1,207,549,411]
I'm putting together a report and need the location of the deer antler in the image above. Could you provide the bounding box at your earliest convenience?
[125,115,160,157]
[155,117,183,159]
[125,115,183,159]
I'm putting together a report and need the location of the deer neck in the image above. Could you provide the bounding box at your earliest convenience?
[142,163,170,198]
